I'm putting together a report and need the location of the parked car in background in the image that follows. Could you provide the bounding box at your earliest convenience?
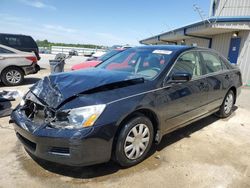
[69,49,78,56]
[39,47,50,54]
[83,51,94,57]
[12,45,242,167]
[71,48,127,70]
[0,33,40,60]
[88,51,106,60]
[0,44,40,86]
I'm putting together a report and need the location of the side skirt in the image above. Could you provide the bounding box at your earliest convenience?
[155,108,219,144]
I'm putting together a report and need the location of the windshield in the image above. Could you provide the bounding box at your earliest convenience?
[97,48,175,80]
[98,50,121,61]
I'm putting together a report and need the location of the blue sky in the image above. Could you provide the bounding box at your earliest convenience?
[0,0,211,46]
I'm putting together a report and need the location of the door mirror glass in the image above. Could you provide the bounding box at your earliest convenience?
[172,72,192,82]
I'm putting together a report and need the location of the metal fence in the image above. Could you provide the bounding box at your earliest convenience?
[51,46,105,56]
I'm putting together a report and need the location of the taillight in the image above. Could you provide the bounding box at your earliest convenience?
[26,56,37,63]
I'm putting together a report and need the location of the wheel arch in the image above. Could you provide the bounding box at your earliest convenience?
[1,65,25,77]
[112,108,160,154]
[0,66,25,85]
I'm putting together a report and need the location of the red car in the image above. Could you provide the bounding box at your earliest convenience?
[71,48,126,70]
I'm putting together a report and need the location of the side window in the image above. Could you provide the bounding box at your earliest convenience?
[201,52,223,73]
[171,52,203,78]
[0,47,14,54]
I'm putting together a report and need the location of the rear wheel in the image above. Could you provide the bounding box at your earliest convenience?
[115,115,154,167]
[1,67,24,86]
[216,90,235,118]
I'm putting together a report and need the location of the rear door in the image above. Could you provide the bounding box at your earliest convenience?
[0,47,15,72]
[199,51,231,111]
[159,51,209,132]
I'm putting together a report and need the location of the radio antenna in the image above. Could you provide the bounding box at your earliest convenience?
[193,4,210,23]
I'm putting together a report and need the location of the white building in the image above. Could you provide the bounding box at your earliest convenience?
[140,0,250,85]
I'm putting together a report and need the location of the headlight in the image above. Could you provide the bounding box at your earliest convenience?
[52,104,106,129]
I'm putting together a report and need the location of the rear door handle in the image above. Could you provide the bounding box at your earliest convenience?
[0,56,5,60]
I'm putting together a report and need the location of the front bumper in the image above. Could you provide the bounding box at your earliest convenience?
[23,63,40,75]
[11,109,114,166]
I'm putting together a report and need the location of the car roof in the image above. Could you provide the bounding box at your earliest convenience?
[135,45,194,51]
[0,33,30,37]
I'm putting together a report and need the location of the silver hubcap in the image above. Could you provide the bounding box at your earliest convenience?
[124,124,150,160]
[6,70,21,84]
[224,93,234,114]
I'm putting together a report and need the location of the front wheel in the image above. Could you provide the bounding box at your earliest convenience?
[115,115,154,167]
[216,90,235,118]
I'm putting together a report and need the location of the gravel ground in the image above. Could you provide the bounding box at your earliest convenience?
[0,54,250,188]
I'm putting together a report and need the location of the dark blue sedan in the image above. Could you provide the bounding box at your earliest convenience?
[11,45,242,167]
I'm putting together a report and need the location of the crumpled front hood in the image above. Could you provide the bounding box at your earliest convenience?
[29,68,143,108]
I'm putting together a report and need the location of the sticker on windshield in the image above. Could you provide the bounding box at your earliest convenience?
[152,50,172,55]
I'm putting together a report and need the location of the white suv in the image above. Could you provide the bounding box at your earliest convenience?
[0,44,40,86]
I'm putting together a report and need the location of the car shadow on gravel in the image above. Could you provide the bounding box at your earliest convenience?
[27,107,238,179]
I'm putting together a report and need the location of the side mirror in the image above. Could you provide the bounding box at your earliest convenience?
[171,72,192,83]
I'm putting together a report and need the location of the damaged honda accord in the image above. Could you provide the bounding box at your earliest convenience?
[11,45,242,167]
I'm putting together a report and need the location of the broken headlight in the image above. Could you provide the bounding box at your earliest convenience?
[51,104,106,129]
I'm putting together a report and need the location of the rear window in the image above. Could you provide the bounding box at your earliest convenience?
[21,36,37,48]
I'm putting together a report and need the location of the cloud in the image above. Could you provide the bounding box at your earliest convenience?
[96,32,124,43]
[43,24,77,33]
[95,32,138,45]
[0,13,139,46]
[20,0,56,10]
[0,13,32,23]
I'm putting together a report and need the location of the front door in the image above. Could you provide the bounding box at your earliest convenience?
[157,51,208,133]
[228,37,241,64]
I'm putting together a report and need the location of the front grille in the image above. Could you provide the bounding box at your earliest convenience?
[49,147,70,156]
[16,133,36,151]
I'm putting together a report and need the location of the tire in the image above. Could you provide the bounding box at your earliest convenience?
[115,114,154,167]
[1,67,24,86]
[216,90,235,118]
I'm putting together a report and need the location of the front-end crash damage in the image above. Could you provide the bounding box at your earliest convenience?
[29,76,64,109]
[29,68,144,109]
[19,69,144,130]
[10,68,146,165]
